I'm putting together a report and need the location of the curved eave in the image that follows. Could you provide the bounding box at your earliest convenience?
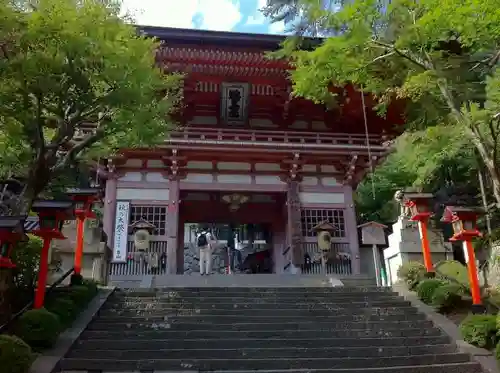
[137,25,323,51]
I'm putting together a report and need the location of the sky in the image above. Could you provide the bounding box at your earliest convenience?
[121,0,287,34]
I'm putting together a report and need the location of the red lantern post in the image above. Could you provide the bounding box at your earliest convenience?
[441,206,485,314]
[31,200,75,309]
[66,188,101,281]
[404,193,435,276]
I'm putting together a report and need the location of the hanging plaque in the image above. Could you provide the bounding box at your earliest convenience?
[112,201,130,262]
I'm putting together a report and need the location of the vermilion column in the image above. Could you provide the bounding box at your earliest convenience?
[34,237,51,309]
[417,218,434,273]
[464,240,483,308]
[73,215,85,274]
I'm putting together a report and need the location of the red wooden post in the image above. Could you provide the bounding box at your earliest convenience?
[33,237,51,309]
[418,218,434,273]
[441,206,485,314]
[404,193,435,275]
[74,215,85,274]
[66,188,101,277]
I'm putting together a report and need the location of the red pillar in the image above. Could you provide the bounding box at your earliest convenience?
[34,237,51,309]
[73,215,85,274]
[465,240,482,306]
[418,219,434,273]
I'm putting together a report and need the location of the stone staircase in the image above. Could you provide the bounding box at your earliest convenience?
[55,284,482,373]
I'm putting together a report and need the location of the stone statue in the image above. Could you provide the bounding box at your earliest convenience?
[394,189,411,218]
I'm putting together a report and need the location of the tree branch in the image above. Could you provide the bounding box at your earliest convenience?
[370,39,430,71]
[52,127,105,173]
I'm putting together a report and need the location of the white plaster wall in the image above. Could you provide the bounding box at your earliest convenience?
[186,173,214,183]
[255,176,283,185]
[117,188,170,201]
[217,174,252,184]
[299,192,345,204]
[217,162,251,171]
[118,172,142,182]
[146,172,168,182]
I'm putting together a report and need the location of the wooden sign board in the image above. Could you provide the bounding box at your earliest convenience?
[358,221,387,246]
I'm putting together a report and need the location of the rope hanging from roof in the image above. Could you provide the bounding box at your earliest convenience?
[360,87,376,200]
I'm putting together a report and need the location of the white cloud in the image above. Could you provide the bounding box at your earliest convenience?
[121,0,242,31]
[268,20,286,34]
[245,0,266,25]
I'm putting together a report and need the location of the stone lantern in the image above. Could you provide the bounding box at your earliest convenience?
[311,221,337,274]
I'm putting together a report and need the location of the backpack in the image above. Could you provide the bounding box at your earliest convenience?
[197,233,208,247]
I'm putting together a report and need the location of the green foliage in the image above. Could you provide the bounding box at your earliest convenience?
[66,285,95,307]
[0,334,34,373]
[45,297,77,327]
[11,235,43,292]
[416,278,446,304]
[460,314,498,349]
[275,0,500,208]
[397,261,426,290]
[0,0,182,212]
[435,260,471,290]
[495,341,500,361]
[431,283,463,312]
[15,308,61,350]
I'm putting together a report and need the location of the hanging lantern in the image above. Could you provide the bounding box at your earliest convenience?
[441,206,482,241]
[403,193,434,221]
[0,216,28,268]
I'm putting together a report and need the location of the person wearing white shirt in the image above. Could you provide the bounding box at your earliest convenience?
[196,228,216,275]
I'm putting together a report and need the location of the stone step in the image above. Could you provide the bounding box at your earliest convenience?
[86,319,436,332]
[90,313,428,324]
[102,300,412,310]
[79,327,444,340]
[97,307,421,318]
[73,335,451,350]
[95,304,418,318]
[114,288,396,297]
[67,344,458,360]
[114,286,397,297]
[57,353,471,371]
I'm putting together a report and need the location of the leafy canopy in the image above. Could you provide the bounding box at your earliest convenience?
[0,0,181,206]
[272,0,500,205]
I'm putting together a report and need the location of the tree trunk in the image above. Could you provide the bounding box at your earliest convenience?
[466,126,500,207]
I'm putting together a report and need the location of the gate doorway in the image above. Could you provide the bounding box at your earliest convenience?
[178,191,286,274]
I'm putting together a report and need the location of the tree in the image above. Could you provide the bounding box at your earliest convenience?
[269,0,500,206]
[356,125,479,224]
[0,0,182,214]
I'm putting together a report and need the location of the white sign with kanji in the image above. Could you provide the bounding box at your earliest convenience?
[112,201,130,262]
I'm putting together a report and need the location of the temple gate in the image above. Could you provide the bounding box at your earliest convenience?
[102,27,403,283]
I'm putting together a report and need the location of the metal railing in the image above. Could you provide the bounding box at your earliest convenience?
[0,267,75,334]
[109,241,168,276]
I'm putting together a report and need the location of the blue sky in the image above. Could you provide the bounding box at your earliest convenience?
[121,0,286,34]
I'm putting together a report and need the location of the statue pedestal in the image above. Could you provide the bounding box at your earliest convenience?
[383,217,451,285]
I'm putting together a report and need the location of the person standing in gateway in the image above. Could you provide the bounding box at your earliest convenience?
[197,227,216,275]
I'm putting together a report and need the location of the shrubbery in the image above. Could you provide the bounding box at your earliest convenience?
[15,308,62,351]
[416,279,445,304]
[397,261,426,290]
[459,314,498,349]
[431,283,463,312]
[4,279,99,356]
[0,335,34,373]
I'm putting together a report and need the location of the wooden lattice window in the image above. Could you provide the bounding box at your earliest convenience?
[129,205,167,236]
[301,209,346,238]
